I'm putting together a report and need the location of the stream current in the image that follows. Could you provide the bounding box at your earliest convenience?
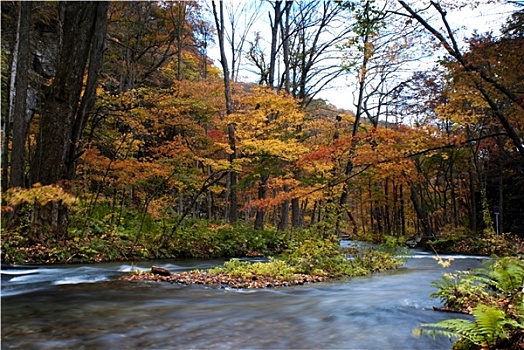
[1,244,488,349]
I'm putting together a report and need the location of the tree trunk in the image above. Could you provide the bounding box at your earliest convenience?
[384,179,391,235]
[291,197,301,228]
[279,184,290,231]
[337,2,372,223]
[410,184,433,242]
[399,184,406,236]
[268,1,292,88]
[65,1,108,180]
[176,2,186,81]
[29,200,69,243]
[227,125,238,223]
[469,160,477,234]
[9,1,32,188]
[1,114,9,192]
[30,2,108,186]
[497,135,504,233]
[280,3,291,92]
[212,1,238,223]
[28,2,108,243]
[254,174,269,230]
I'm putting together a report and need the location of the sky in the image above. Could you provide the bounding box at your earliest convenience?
[318,1,518,111]
[206,1,518,112]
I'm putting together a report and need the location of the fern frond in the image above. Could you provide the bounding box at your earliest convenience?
[472,305,509,344]
[419,318,482,344]
[419,305,523,348]
[488,258,524,294]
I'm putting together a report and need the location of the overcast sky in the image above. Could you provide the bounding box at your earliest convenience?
[206,1,518,112]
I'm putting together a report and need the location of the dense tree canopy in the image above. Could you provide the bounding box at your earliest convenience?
[1,0,523,259]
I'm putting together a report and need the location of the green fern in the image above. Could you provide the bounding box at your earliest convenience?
[418,304,522,348]
[430,272,491,310]
[487,258,524,296]
[420,257,524,349]
[473,305,520,345]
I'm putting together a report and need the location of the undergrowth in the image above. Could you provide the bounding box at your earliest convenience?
[209,237,406,280]
[416,257,524,349]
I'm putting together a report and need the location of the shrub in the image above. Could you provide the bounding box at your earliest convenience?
[283,238,352,276]
[209,258,297,280]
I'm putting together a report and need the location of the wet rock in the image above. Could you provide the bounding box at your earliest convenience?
[151,266,171,276]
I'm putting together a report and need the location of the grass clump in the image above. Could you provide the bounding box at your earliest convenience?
[209,258,297,281]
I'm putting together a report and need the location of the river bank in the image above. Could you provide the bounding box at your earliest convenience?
[122,268,329,288]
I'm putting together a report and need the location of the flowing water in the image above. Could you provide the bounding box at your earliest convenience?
[1,245,488,350]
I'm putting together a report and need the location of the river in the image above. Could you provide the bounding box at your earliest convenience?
[1,245,488,349]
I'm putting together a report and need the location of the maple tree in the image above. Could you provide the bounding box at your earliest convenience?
[225,86,307,230]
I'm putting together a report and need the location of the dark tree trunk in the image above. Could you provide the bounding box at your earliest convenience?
[254,174,269,230]
[212,1,238,223]
[30,2,108,185]
[65,1,108,180]
[279,184,290,231]
[291,197,301,228]
[410,184,433,241]
[227,125,238,223]
[28,2,108,242]
[9,1,32,188]
[497,135,504,233]
[1,117,9,192]
[29,200,69,243]
[469,165,477,234]
[268,1,292,87]
[400,184,406,236]
[384,179,390,235]
[279,3,291,92]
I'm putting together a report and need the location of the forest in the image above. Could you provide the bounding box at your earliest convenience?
[1,0,523,264]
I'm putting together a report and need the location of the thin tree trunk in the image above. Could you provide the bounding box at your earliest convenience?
[497,135,504,233]
[310,201,317,225]
[176,2,186,81]
[280,3,291,92]
[400,184,406,236]
[410,185,433,242]
[212,1,238,223]
[384,179,390,235]
[227,125,238,222]
[9,1,32,188]
[1,117,9,192]
[337,3,373,228]
[469,160,477,234]
[207,165,213,220]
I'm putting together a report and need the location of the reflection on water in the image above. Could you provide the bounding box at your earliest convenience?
[1,250,485,349]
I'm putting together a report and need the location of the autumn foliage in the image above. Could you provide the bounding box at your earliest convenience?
[1,1,523,262]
